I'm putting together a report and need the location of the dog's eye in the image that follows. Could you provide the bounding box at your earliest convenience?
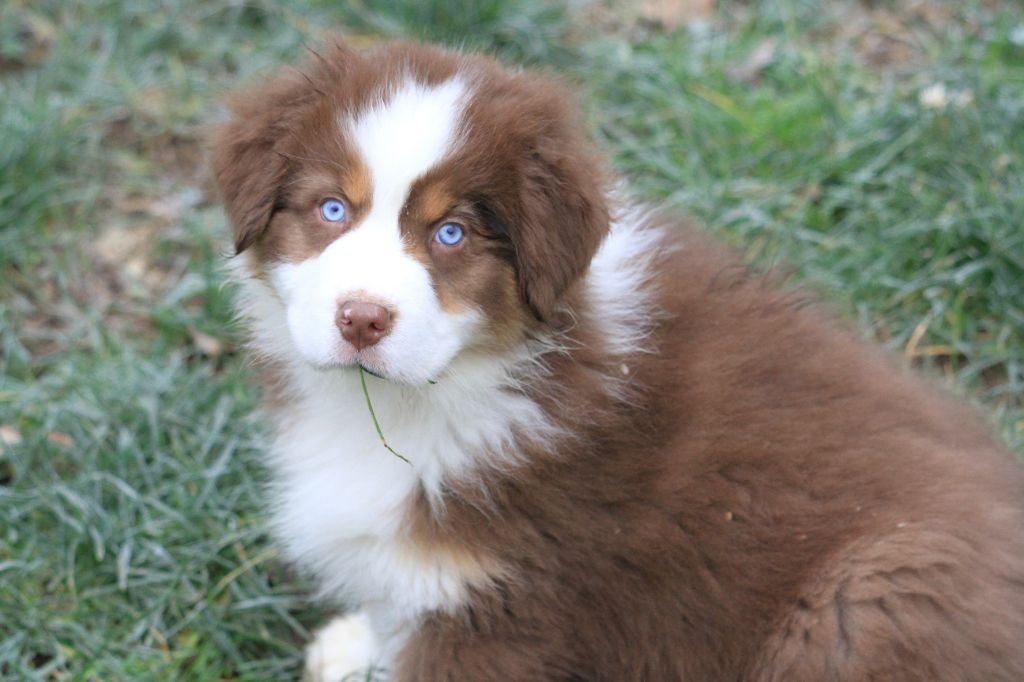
[319,199,347,223]
[435,222,464,247]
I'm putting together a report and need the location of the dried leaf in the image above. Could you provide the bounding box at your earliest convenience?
[919,83,948,109]
[727,39,777,84]
[640,0,714,31]
[0,10,55,72]
[189,329,224,358]
[0,425,22,446]
[47,432,74,449]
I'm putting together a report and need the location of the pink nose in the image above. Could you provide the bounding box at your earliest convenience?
[336,300,393,351]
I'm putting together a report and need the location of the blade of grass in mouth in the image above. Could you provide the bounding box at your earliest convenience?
[358,365,411,465]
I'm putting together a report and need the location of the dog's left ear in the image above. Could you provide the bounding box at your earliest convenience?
[497,81,610,323]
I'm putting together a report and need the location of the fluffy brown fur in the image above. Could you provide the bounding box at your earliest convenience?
[212,40,1024,681]
[402,222,1024,680]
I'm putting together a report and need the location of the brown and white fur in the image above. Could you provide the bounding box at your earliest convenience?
[211,40,1024,681]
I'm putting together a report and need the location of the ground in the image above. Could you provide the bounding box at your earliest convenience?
[1,0,1022,679]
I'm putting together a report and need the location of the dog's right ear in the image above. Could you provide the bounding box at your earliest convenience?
[210,69,317,254]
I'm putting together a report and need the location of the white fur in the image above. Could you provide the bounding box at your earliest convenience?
[352,77,466,220]
[304,612,379,682]
[230,76,663,673]
[270,77,471,385]
[262,342,554,608]
[586,202,666,358]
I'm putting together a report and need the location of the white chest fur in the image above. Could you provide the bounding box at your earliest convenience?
[264,353,548,621]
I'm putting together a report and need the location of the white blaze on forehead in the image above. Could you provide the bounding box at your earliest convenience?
[349,77,467,218]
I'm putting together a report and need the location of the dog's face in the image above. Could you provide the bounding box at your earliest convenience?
[212,42,608,384]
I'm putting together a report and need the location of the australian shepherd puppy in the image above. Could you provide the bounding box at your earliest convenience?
[211,40,1024,681]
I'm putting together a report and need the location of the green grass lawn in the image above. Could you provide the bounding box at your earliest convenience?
[2,1,1022,679]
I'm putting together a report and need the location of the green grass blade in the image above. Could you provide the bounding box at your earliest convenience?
[357,366,411,465]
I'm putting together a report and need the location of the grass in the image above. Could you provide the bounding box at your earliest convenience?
[358,367,412,466]
[1,0,1022,679]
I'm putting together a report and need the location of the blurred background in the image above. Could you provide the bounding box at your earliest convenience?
[1,0,1022,679]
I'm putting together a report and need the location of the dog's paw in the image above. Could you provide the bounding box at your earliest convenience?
[304,612,381,682]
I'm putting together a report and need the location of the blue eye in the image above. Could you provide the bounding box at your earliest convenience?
[320,199,346,223]
[435,222,464,247]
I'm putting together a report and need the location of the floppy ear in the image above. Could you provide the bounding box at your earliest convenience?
[514,146,609,321]
[499,80,609,323]
[209,70,317,253]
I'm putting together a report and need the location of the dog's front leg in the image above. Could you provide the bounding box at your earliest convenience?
[304,612,383,682]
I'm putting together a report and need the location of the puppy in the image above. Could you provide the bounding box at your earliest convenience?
[211,40,1024,681]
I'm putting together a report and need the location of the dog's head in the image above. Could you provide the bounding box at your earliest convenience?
[212,41,608,384]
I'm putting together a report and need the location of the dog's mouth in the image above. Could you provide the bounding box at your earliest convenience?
[357,363,386,380]
[310,357,390,380]
[359,363,439,385]
[311,356,440,386]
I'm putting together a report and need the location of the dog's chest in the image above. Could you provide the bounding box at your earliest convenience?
[265,368,531,618]
[269,412,462,618]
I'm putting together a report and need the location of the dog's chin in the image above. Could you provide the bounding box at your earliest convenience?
[355,363,388,381]
[308,356,442,387]
[308,358,388,379]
